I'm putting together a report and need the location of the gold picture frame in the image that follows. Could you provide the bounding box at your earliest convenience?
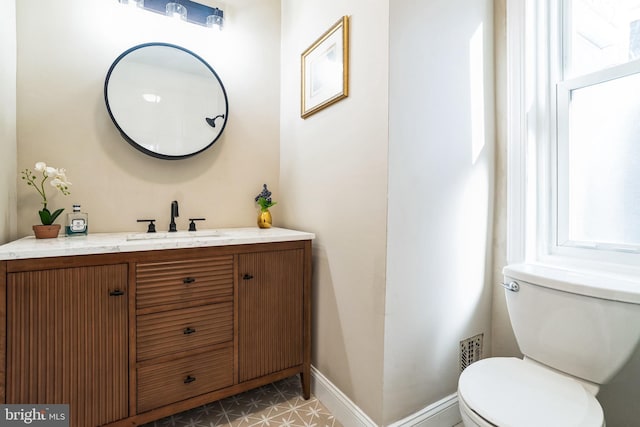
[301,16,349,119]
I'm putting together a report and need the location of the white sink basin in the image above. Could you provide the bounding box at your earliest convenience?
[126,230,223,241]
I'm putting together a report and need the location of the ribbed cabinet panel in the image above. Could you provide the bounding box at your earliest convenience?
[137,302,233,361]
[238,250,304,382]
[6,264,128,427]
[136,256,233,309]
[137,345,233,413]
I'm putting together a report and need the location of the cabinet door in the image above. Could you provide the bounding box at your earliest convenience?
[6,264,129,427]
[238,250,304,382]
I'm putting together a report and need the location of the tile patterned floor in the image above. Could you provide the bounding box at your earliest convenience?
[142,376,342,427]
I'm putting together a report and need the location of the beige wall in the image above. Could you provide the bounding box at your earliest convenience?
[281,0,496,424]
[0,0,17,244]
[15,0,281,235]
[385,0,495,423]
[279,0,389,424]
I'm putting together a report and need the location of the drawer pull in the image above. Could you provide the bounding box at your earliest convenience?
[183,327,197,335]
[242,274,254,280]
[109,289,125,296]
[183,375,196,384]
[183,277,196,284]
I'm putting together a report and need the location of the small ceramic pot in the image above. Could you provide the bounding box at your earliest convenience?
[33,224,61,239]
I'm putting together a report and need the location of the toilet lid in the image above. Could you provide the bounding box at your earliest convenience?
[458,357,603,427]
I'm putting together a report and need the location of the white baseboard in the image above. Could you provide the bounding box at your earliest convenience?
[386,394,461,427]
[310,366,462,427]
[311,366,377,427]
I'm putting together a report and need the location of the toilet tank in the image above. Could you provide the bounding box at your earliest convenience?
[503,263,640,384]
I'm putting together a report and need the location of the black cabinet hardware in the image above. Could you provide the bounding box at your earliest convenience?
[183,277,196,284]
[109,289,125,296]
[242,274,254,280]
[183,327,196,335]
[184,375,196,384]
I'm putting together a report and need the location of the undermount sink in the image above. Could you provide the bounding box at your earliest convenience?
[126,230,223,241]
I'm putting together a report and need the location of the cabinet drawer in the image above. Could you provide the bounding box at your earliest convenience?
[137,345,233,413]
[137,302,233,361]
[136,256,233,309]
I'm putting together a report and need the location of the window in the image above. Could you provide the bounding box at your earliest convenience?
[507,0,640,270]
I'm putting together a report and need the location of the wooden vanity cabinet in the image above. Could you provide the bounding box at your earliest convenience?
[0,239,312,427]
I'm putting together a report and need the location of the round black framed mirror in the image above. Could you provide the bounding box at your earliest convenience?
[104,43,229,160]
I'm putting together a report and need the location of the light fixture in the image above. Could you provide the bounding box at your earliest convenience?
[118,0,144,7]
[118,0,224,30]
[206,8,224,31]
[165,2,187,20]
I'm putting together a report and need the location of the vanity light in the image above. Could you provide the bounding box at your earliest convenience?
[118,0,144,6]
[206,8,224,31]
[165,2,187,21]
[118,0,224,30]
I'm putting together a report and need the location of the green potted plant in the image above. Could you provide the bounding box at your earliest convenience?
[21,162,71,238]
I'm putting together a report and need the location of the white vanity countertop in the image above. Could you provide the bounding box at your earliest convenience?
[0,227,315,260]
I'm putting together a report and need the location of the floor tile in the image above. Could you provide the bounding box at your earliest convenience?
[142,377,342,427]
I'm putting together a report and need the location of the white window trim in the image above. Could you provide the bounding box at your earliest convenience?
[506,0,545,265]
[506,0,640,277]
[506,0,528,265]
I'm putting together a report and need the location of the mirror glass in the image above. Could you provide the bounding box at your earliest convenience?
[105,43,228,159]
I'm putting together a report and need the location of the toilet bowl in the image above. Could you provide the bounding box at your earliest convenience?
[458,358,604,427]
[458,263,640,427]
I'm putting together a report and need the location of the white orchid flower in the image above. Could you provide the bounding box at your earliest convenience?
[54,168,71,184]
[21,162,71,225]
[21,161,72,224]
[49,178,64,188]
[50,175,71,191]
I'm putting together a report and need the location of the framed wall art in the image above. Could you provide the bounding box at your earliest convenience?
[301,16,349,119]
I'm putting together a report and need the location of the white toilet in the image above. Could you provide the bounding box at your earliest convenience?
[458,263,640,427]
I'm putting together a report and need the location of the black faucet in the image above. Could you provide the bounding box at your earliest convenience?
[169,200,179,232]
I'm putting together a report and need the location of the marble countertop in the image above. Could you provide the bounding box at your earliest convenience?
[0,227,315,260]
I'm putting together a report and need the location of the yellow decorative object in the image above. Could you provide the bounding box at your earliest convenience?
[255,184,276,229]
[258,210,272,229]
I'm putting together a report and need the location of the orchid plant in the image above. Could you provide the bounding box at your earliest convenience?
[254,184,277,212]
[21,162,72,225]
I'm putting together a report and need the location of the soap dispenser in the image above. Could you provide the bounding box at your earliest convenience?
[66,204,88,236]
